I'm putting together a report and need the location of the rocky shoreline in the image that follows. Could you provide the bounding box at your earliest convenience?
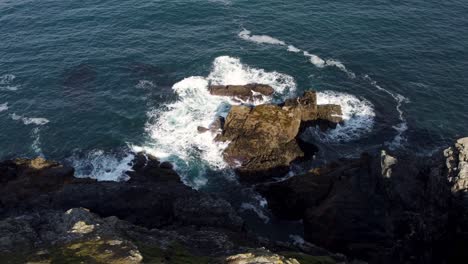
[1,84,467,263]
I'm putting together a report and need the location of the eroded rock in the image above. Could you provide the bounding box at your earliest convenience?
[215,90,342,181]
[209,83,274,102]
[216,104,303,181]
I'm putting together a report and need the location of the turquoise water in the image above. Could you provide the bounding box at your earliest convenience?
[1,1,467,186]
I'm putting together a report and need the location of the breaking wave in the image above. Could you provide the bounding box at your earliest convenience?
[70,150,135,182]
[308,91,376,142]
[135,56,296,188]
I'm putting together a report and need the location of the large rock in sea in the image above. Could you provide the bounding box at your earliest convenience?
[215,104,304,181]
[214,90,342,181]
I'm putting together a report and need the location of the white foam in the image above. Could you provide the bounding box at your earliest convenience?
[136,80,155,89]
[287,45,301,53]
[240,203,270,223]
[31,127,43,156]
[324,59,356,78]
[364,75,409,149]
[138,56,296,188]
[238,29,356,77]
[71,150,135,181]
[0,74,19,91]
[0,103,8,112]
[238,29,286,46]
[11,113,50,125]
[308,91,376,142]
[238,29,409,148]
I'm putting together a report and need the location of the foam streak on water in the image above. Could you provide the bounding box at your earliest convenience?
[10,113,50,126]
[238,28,408,148]
[308,91,376,142]
[136,56,296,188]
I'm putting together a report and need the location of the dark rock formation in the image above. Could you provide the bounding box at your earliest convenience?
[215,90,342,181]
[257,138,468,263]
[0,155,344,263]
[209,83,274,102]
[215,104,303,182]
[0,154,243,231]
[284,91,342,130]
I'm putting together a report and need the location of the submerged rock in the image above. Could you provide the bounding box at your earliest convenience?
[216,90,342,181]
[209,83,274,102]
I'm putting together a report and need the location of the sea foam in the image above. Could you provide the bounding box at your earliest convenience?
[136,56,296,188]
[239,28,408,148]
[0,103,8,112]
[308,91,376,142]
[11,113,50,126]
[0,74,20,91]
[71,150,135,182]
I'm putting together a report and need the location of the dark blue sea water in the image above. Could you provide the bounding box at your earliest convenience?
[1,0,468,239]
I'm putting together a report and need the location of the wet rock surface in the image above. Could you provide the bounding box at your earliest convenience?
[215,90,342,181]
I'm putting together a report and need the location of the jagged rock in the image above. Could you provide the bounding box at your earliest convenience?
[216,90,342,181]
[380,150,397,178]
[284,91,343,130]
[444,137,468,192]
[209,84,274,102]
[0,157,75,206]
[257,147,463,263]
[0,155,244,232]
[225,249,300,264]
[216,104,303,181]
[0,208,143,263]
[198,116,225,134]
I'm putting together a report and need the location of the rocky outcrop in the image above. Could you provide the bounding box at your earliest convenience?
[284,91,342,130]
[0,156,344,263]
[444,137,468,192]
[209,84,274,102]
[0,154,243,231]
[216,104,303,181]
[215,90,342,181]
[0,157,75,207]
[257,144,468,263]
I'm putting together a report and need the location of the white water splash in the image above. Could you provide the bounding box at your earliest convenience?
[11,113,50,126]
[71,150,135,181]
[239,28,408,148]
[364,75,409,149]
[238,29,286,46]
[136,80,155,89]
[136,56,296,188]
[0,74,20,91]
[0,103,8,112]
[31,127,43,156]
[307,91,376,142]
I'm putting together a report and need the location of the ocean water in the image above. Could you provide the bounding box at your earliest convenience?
[1,0,468,238]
